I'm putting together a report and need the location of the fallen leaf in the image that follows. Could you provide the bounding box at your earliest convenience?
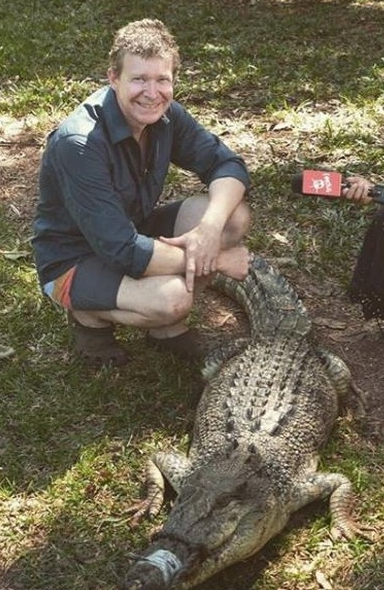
[0,250,29,260]
[315,570,332,589]
[270,121,293,131]
[0,345,15,359]
[271,232,289,245]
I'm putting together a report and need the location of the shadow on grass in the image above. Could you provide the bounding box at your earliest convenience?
[344,553,384,590]
[0,303,202,492]
[0,502,323,590]
[3,495,378,590]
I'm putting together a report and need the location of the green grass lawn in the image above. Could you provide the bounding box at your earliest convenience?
[1,1,384,589]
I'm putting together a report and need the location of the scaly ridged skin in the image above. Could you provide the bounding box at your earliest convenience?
[122,256,362,590]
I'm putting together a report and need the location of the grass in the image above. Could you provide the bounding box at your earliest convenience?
[1,0,384,588]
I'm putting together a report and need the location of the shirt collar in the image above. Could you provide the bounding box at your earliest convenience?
[101,87,132,144]
[99,86,171,145]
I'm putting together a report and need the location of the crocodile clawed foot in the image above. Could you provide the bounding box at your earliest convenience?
[330,519,375,542]
[126,499,155,528]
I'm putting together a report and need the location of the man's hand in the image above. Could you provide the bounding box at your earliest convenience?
[160,222,222,292]
[343,176,374,205]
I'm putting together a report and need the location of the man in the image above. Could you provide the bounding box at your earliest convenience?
[33,19,251,368]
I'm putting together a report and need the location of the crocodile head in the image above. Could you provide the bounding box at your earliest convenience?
[123,451,290,589]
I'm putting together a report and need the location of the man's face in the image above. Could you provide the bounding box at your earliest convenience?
[108,53,174,136]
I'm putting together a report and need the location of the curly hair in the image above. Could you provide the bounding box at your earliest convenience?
[109,19,180,76]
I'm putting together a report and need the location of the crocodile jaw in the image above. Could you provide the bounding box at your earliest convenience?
[123,466,289,590]
[122,504,288,590]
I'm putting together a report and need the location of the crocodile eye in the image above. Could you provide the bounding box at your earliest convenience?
[215,494,231,509]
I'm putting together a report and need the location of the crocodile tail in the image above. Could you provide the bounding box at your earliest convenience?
[212,255,311,339]
[212,271,266,337]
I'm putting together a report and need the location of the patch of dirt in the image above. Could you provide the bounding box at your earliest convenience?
[1,119,383,443]
[0,118,42,229]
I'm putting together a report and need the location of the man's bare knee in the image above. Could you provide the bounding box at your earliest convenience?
[157,281,194,325]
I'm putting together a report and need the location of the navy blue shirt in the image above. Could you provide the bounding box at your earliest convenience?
[33,86,250,285]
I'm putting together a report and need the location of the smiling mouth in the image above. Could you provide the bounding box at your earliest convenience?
[138,102,162,110]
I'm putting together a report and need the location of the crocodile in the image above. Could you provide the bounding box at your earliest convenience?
[122,255,364,590]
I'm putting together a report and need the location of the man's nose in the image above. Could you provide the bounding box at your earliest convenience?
[143,80,159,97]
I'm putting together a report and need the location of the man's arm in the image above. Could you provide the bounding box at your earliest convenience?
[142,240,186,276]
[143,238,250,291]
[201,177,246,235]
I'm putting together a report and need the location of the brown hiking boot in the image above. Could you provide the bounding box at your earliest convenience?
[146,328,210,361]
[67,312,129,368]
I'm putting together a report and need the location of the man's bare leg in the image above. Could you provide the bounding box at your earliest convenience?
[173,195,250,247]
[70,196,250,365]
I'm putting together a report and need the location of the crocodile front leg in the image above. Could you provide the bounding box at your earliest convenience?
[130,452,192,524]
[289,471,363,540]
